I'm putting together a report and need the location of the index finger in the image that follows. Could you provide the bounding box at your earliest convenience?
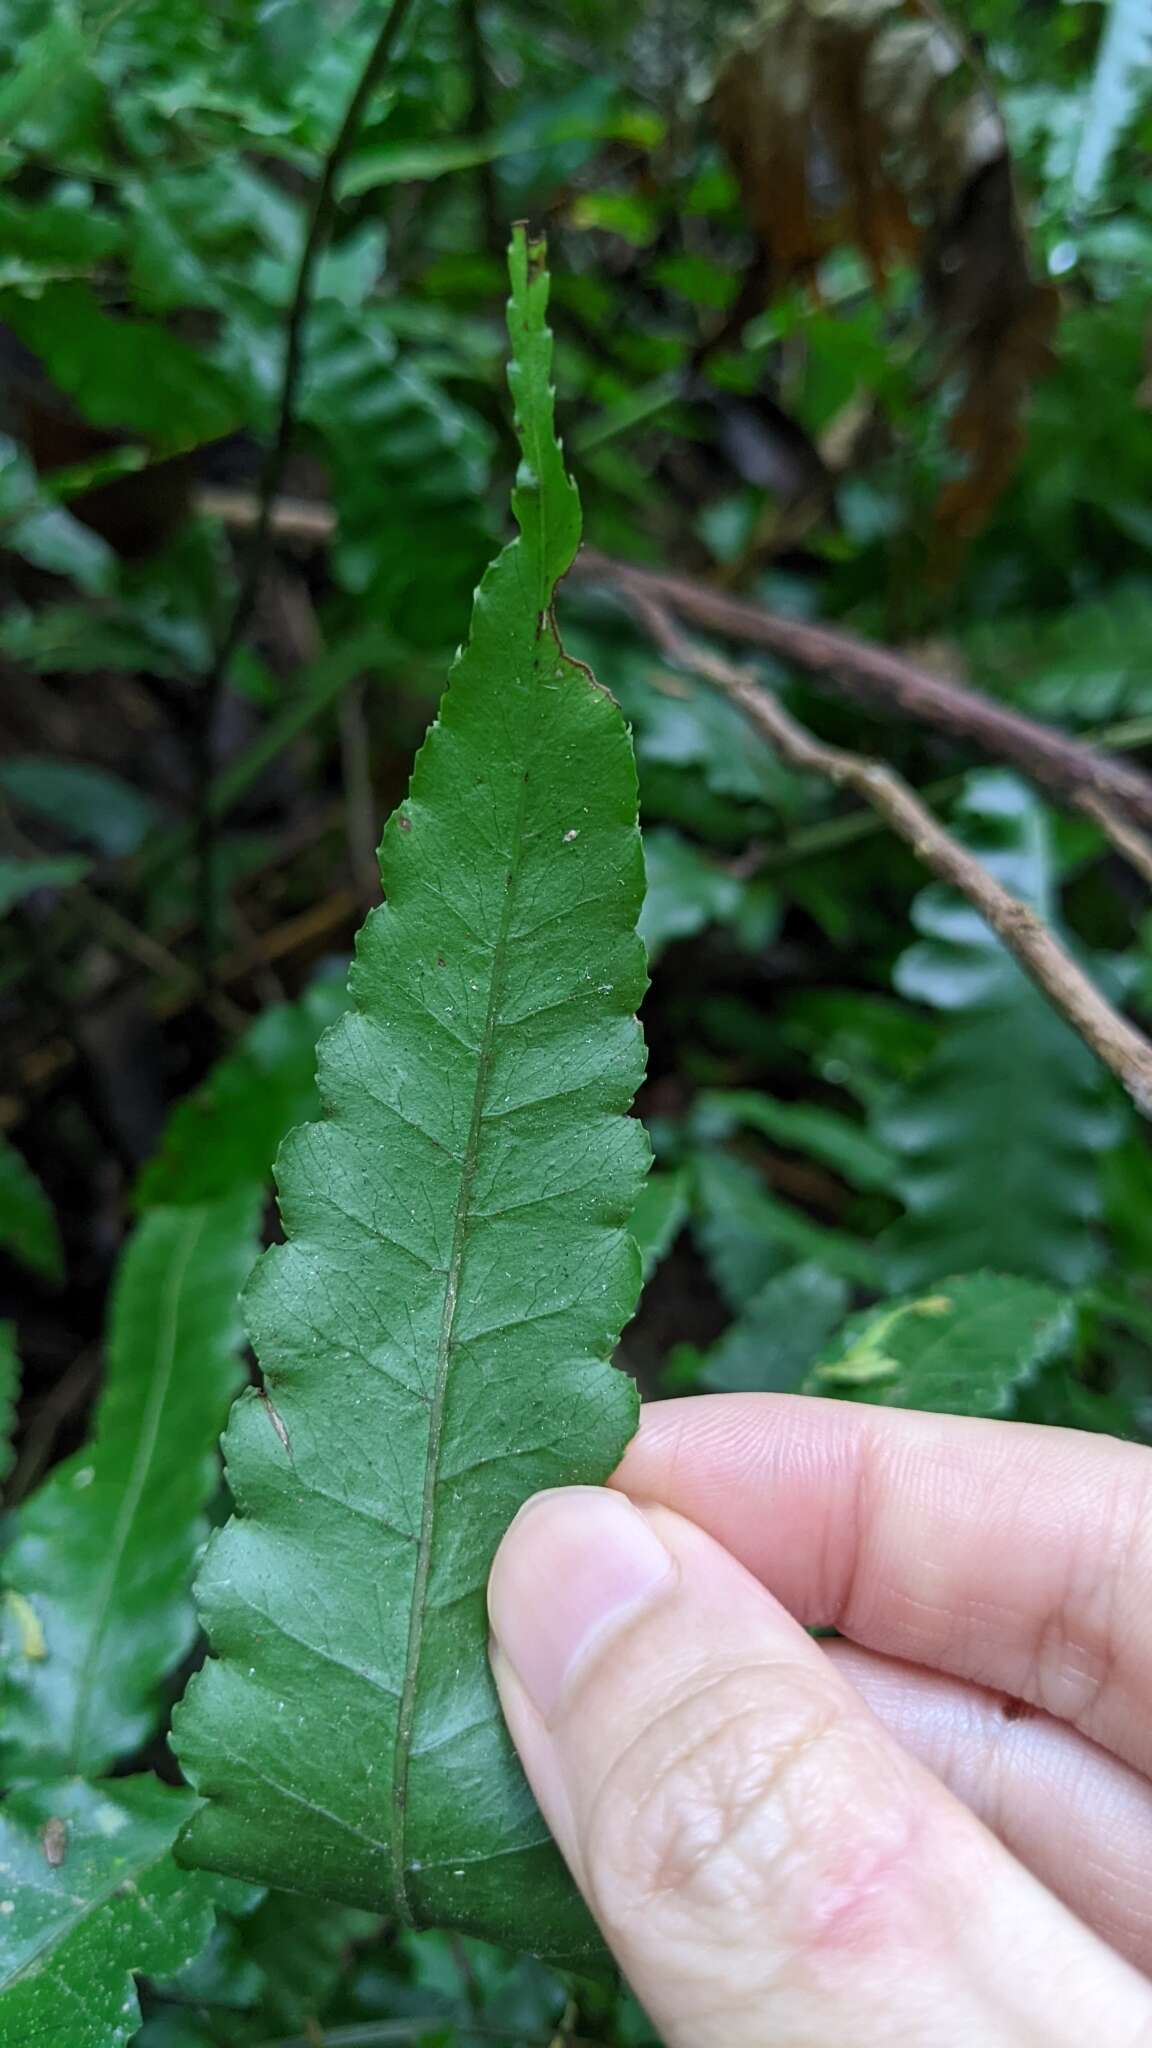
[611,1395,1152,1776]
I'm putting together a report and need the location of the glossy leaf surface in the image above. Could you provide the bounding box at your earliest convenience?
[1,1195,261,1778]
[173,232,648,1964]
[0,1776,239,2046]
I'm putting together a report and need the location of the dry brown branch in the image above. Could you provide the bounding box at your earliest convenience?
[625,586,1152,1117]
[195,486,337,544]
[577,550,1152,832]
[198,488,1152,891]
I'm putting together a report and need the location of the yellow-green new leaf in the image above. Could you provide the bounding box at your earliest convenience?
[173,231,649,1965]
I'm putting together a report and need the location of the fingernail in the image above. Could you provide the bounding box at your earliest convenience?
[488,1487,675,1723]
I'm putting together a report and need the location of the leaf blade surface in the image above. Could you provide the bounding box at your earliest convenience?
[0,1776,238,2047]
[1,1194,261,1778]
[174,231,648,1962]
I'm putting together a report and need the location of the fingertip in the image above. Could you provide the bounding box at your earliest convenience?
[488,1486,677,1724]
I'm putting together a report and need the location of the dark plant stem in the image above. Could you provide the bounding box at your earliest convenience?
[459,0,502,258]
[194,0,419,995]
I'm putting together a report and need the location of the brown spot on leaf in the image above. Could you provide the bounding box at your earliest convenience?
[41,1818,68,1868]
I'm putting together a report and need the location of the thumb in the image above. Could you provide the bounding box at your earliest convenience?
[488,1487,1149,2048]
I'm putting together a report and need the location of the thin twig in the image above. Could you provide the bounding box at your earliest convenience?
[626,590,1152,1117]
[1077,793,1152,889]
[574,550,1152,832]
[195,484,1152,892]
[194,0,418,983]
[459,0,502,258]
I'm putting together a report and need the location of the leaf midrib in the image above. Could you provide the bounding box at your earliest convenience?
[388,691,536,1923]
[66,1209,208,1766]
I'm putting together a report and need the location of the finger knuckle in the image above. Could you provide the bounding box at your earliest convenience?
[584,1660,921,1960]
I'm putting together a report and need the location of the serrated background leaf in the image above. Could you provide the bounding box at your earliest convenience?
[173,233,648,1963]
[1,1194,261,1778]
[807,1270,1075,1416]
[0,1776,238,2047]
[876,772,1122,1289]
[700,1263,849,1394]
[692,1150,879,1308]
[303,302,496,649]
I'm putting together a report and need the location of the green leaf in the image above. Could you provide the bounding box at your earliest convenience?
[136,977,351,1210]
[0,192,122,286]
[638,827,743,962]
[160,1888,380,2039]
[303,304,496,649]
[0,15,88,146]
[0,434,116,593]
[807,1271,1075,1417]
[692,1151,879,1308]
[876,773,1120,1289]
[0,1322,20,1491]
[700,1263,849,1394]
[630,1168,690,1281]
[0,1135,63,1283]
[0,757,159,859]
[0,1775,240,2046]
[172,231,648,1964]
[1,1194,261,1779]
[0,856,91,916]
[610,640,800,808]
[0,285,247,454]
[1071,0,1152,207]
[693,1089,894,1194]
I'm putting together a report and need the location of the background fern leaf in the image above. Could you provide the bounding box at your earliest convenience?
[1,1195,261,1778]
[875,771,1121,1289]
[172,230,649,1963]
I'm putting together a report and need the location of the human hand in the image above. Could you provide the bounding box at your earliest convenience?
[488,1395,1152,2045]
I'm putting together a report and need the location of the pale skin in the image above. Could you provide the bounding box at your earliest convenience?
[487,1396,1152,2046]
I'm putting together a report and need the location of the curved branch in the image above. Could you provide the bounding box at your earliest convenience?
[625,585,1152,1119]
[574,549,1152,831]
